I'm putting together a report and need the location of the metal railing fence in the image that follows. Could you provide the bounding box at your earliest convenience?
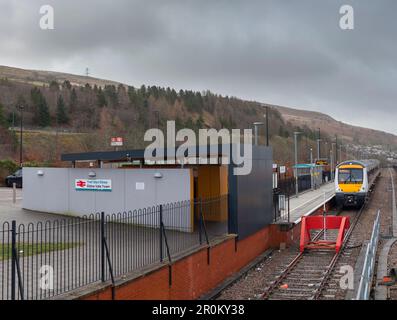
[356,210,381,300]
[0,195,229,300]
[278,175,313,196]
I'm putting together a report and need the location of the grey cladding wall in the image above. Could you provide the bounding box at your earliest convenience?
[23,168,191,220]
[229,146,273,239]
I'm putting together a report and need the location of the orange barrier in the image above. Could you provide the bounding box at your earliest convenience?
[300,215,350,253]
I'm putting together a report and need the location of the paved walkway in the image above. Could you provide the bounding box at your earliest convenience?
[288,182,335,223]
[0,187,64,224]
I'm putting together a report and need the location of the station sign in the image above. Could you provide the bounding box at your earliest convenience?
[316,160,329,166]
[111,137,123,147]
[279,166,286,174]
[75,179,112,192]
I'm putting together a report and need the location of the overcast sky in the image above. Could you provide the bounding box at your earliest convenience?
[1,0,396,135]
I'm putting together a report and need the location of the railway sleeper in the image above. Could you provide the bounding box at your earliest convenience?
[279,287,316,293]
[283,277,323,282]
[288,271,327,277]
[269,292,313,299]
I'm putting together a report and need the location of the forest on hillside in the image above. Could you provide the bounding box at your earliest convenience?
[0,77,329,166]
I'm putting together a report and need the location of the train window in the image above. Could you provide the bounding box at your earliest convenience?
[338,168,363,184]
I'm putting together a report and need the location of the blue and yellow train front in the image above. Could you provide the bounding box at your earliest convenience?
[335,163,367,207]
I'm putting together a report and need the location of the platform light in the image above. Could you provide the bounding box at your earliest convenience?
[154,172,163,179]
[88,171,96,178]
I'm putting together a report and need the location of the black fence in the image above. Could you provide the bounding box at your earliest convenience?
[0,196,229,300]
[277,175,312,196]
[272,193,291,223]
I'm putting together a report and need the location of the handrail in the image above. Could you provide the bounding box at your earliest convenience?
[356,210,381,300]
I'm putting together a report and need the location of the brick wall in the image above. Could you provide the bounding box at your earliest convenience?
[80,199,334,300]
[81,228,271,300]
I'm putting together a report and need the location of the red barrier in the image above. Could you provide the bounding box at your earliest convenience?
[300,215,350,253]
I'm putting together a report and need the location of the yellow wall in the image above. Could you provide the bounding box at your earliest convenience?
[196,165,228,222]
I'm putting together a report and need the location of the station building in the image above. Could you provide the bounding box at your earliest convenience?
[22,144,273,239]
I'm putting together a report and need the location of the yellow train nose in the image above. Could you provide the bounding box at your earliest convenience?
[338,184,362,193]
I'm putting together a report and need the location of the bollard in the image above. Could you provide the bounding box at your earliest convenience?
[13,183,16,204]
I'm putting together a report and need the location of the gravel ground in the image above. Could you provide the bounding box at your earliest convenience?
[218,169,392,300]
[387,168,397,300]
[388,241,397,299]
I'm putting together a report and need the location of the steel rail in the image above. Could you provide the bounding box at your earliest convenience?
[261,229,325,300]
[312,168,380,299]
[263,171,379,300]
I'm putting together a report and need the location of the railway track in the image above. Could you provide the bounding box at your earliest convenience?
[214,171,383,300]
[261,211,360,300]
[262,173,380,300]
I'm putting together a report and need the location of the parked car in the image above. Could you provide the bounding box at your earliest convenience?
[5,169,23,188]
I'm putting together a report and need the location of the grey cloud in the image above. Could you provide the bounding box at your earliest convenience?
[0,0,396,134]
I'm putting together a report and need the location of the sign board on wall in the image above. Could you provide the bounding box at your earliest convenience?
[75,179,112,192]
[135,182,145,190]
[280,166,286,174]
[111,137,123,147]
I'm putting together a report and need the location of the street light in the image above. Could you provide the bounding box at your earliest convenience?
[335,134,339,165]
[310,147,314,190]
[253,122,264,146]
[317,128,321,160]
[264,106,270,146]
[331,142,336,180]
[324,141,329,161]
[17,105,24,167]
[294,132,302,197]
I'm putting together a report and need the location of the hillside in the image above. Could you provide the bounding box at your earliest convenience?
[0,66,294,164]
[274,105,397,146]
[0,65,121,88]
[0,65,396,167]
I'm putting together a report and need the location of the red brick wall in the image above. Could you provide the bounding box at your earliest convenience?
[81,200,334,300]
[81,227,272,300]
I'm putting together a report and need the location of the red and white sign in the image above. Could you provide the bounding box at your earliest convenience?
[75,179,112,192]
[111,137,123,147]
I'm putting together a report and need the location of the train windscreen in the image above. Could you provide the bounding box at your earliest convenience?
[338,168,363,184]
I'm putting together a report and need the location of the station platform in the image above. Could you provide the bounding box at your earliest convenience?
[288,182,335,224]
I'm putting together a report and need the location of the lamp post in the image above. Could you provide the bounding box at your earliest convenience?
[310,147,314,190]
[339,144,343,162]
[264,106,269,146]
[331,142,336,180]
[317,128,321,160]
[253,122,264,146]
[17,105,24,167]
[330,148,334,181]
[335,134,338,165]
[294,132,302,197]
[324,141,329,162]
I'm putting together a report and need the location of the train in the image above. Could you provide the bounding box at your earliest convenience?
[335,159,380,207]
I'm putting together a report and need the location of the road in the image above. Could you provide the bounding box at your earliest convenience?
[0,187,67,224]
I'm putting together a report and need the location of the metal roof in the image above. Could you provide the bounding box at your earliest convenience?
[293,163,317,169]
[61,144,248,162]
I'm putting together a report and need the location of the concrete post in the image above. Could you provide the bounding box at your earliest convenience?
[13,183,16,204]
